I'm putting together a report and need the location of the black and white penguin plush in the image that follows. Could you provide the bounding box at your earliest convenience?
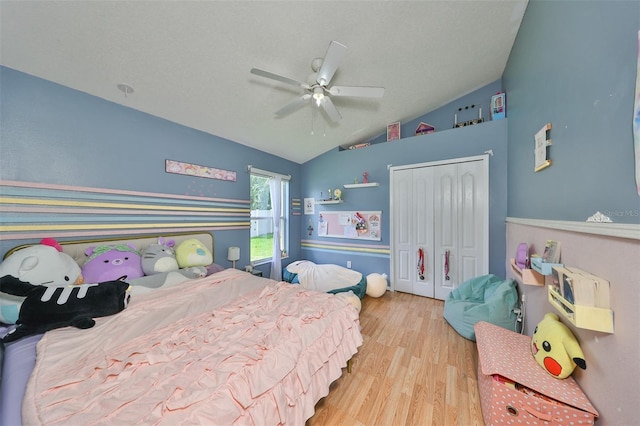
[1,275,131,343]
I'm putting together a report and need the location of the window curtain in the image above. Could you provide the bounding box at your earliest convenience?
[269,176,282,281]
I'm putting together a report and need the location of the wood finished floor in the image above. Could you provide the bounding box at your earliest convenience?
[307,291,484,426]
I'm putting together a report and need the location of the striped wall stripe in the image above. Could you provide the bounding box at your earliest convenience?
[0,206,244,217]
[301,239,390,257]
[0,180,250,241]
[1,180,249,204]
[1,222,249,232]
[1,197,249,213]
[1,226,248,242]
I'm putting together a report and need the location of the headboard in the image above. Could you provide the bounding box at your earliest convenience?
[3,232,214,266]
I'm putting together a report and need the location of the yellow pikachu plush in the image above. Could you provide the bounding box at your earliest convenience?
[531,313,586,379]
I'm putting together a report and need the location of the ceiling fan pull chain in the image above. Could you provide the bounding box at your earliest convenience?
[310,106,315,135]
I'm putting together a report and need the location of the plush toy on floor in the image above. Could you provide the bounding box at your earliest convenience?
[336,290,362,313]
[365,273,387,298]
[531,312,586,379]
[0,275,131,343]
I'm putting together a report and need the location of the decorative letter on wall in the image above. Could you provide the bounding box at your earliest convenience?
[534,123,552,172]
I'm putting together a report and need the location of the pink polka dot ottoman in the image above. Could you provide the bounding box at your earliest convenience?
[475,321,598,425]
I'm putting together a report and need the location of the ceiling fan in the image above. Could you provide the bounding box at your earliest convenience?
[250,41,384,123]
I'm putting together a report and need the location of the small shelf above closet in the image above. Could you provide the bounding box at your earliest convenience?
[343,182,379,188]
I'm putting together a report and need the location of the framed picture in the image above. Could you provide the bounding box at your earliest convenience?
[304,197,315,215]
[491,93,506,120]
[387,122,401,141]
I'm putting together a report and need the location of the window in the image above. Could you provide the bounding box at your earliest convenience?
[250,171,289,264]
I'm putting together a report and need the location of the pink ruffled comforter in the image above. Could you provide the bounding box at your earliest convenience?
[22,269,362,425]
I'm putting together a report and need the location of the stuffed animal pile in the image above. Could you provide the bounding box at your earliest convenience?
[1,237,218,342]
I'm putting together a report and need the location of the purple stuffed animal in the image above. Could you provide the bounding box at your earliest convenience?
[82,244,143,284]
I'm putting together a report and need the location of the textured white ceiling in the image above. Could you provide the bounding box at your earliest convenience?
[1,1,528,164]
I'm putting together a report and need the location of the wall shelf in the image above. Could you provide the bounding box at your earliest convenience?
[315,199,343,205]
[343,182,379,188]
[548,286,614,333]
[510,258,544,286]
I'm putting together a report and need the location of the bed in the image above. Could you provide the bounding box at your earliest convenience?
[282,260,367,299]
[0,233,362,425]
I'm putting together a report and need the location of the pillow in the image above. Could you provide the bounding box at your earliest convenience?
[127,267,207,295]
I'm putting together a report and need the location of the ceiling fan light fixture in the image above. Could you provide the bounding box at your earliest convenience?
[312,86,324,105]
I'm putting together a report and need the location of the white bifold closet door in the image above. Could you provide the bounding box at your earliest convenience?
[390,156,488,300]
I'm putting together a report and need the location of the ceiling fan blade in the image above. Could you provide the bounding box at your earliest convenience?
[275,94,311,117]
[329,86,385,98]
[316,41,347,86]
[251,68,308,88]
[319,96,342,123]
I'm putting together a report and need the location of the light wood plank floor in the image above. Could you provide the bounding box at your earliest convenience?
[307,291,484,426]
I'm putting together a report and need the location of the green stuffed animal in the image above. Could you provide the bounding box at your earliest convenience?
[531,313,586,379]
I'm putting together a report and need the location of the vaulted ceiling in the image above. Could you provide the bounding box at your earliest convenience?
[1,1,528,163]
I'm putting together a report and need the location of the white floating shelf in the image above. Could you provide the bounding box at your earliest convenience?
[343,182,380,188]
[315,199,343,205]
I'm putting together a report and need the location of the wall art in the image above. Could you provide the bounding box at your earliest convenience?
[165,160,236,181]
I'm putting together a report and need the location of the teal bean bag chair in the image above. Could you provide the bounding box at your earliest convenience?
[443,274,518,341]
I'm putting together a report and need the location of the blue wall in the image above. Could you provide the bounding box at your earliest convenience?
[2,0,638,271]
[301,81,509,279]
[504,0,640,223]
[0,66,302,273]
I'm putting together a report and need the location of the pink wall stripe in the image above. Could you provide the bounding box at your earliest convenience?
[0,180,249,205]
[0,206,246,217]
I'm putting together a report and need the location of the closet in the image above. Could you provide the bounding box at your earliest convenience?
[390,155,488,300]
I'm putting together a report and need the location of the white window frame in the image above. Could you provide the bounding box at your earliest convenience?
[249,167,290,265]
